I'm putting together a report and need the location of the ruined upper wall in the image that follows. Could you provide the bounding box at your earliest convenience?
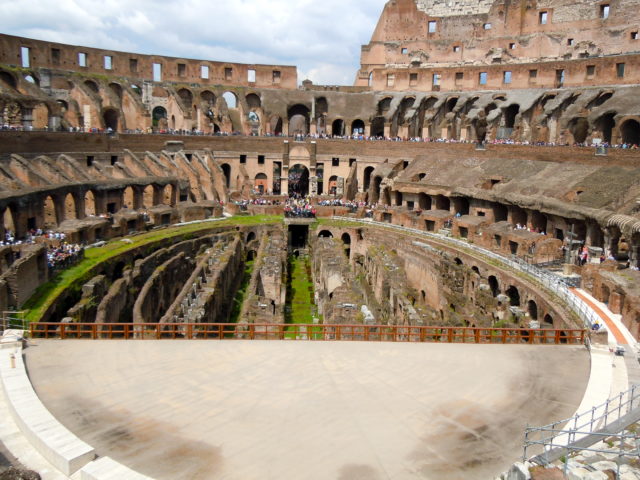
[0,34,297,89]
[357,0,640,91]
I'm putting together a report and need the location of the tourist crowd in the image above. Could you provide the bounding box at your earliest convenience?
[284,197,316,218]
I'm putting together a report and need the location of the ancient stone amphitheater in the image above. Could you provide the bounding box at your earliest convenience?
[0,1,639,479]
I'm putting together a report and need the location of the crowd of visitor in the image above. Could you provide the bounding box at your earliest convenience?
[284,197,316,218]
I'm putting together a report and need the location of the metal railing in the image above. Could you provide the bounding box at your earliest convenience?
[332,217,601,331]
[523,384,640,476]
[28,322,585,344]
[1,311,26,333]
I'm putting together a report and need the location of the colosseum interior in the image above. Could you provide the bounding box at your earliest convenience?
[0,0,639,479]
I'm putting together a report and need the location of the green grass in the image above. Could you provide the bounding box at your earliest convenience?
[285,255,315,325]
[23,215,281,323]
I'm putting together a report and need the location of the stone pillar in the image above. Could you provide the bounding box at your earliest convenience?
[365,123,371,137]
[53,194,66,225]
[384,123,391,138]
[74,192,86,219]
[310,141,317,169]
[152,186,163,206]
[93,191,107,215]
[132,186,144,210]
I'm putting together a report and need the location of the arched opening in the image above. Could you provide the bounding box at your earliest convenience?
[543,314,554,326]
[246,232,257,243]
[0,71,17,90]
[254,173,268,194]
[288,164,310,196]
[370,117,385,137]
[177,88,193,109]
[143,185,154,208]
[108,83,122,100]
[395,191,403,207]
[341,233,351,245]
[247,250,257,261]
[201,90,216,105]
[568,117,589,143]
[488,276,499,297]
[152,106,167,128]
[506,285,521,306]
[269,116,283,136]
[472,266,480,275]
[418,193,431,210]
[223,91,237,109]
[363,166,375,192]
[328,175,338,195]
[377,97,392,115]
[332,119,345,136]
[103,109,119,131]
[221,164,231,189]
[511,206,527,226]
[531,211,547,232]
[318,230,333,238]
[485,103,497,115]
[453,197,470,215]
[504,104,520,129]
[527,300,538,320]
[84,190,96,216]
[24,75,38,85]
[246,93,261,109]
[351,119,365,135]
[445,97,458,113]
[123,186,135,209]
[493,203,508,222]
[288,104,310,136]
[372,176,383,204]
[434,195,450,211]
[620,119,640,145]
[588,91,613,109]
[454,257,463,266]
[64,193,77,220]
[84,80,99,94]
[595,112,616,144]
[43,195,57,228]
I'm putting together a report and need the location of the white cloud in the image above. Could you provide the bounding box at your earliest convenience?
[0,0,386,84]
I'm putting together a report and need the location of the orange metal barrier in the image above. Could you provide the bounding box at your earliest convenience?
[29,323,586,345]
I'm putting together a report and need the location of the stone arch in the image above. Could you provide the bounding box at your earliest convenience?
[220,164,232,189]
[315,97,328,117]
[152,106,167,128]
[454,257,463,265]
[289,164,310,196]
[351,119,365,135]
[64,193,77,220]
[341,232,351,245]
[485,103,497,115]
[103,108,119,131]
[246,231,257,243]
[269,116,283,135]
[143,185,154,208]
[130,84,142,96]
[527,300,538,320]
[452,197,470,215]
[0,71,17,90]
[594,112,616,144]
[318,230,333,238]
[23,74,37,85]
[332,119,345,136]
[288,104,310,135]
[177,88,193,109]
[543,313,554,325]
[504,104,519,129]
[488,275,499,297]
[471,266,480,275]
[363,166,375,192]
[568,117,589,143]
[223,91,237,109]
[370,117,385,137]
[371,176,383,204]
[43,195,57,228]
[84,190,96,216]
[377,97,392,115]
[246,93,261,109]
[506,285,520,306]
[84,80,99,94]
[418,193,431,210]
[587,91,613,109]
[445,97,458,113]
[620,119,640,145]
[109,82,122,100]
[254,173,268,194]
[201,90,216,105]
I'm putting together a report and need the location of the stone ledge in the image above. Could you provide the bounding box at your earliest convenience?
[0,341,95,475]
[81,456,154,480]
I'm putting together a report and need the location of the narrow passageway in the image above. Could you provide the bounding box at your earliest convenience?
[285,254,315,325]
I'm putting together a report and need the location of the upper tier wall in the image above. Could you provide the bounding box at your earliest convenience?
[0,34,297,89]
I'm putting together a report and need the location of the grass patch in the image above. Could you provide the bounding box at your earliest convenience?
[285,254,315,325]
[228,259,254,324]
[23,215,281,323]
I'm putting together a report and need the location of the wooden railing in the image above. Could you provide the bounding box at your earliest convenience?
[29,323,586,345]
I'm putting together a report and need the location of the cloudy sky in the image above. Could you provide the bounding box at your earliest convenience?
[0,0,387,85]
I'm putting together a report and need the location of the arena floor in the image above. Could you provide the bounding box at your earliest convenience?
[25,340,589,480]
